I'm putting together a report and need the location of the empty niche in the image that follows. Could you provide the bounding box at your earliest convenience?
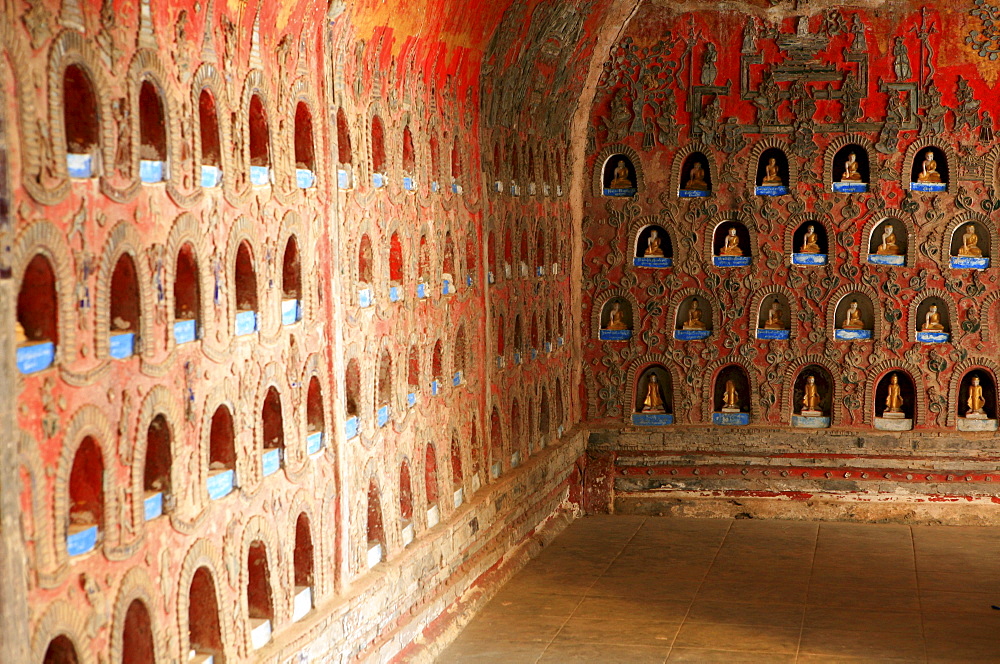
[713,222,751,267]
[376,350,392,427]
[525,399,535,455]
[121,599,156,664]
[417,235,430,297]
[357,234,373,307]
[366,480,385,567]
[336,107,352,188]
[510,145,520,191]
[139,80,167,183]
[399,462,414,545]
[544,311,553,351]
[791,221,828,266]
[207,405,236,499]
[832,145,870,193]
[555,378,565,429]
[261,388,284,476]
[915,296,951,344]
[874,371,915,430]
[294,102,316,188]
[281,237,302,324]
[549,229,558,273]
[407,345,420,405]
[539,390,550,443]
[248,94,270,185]
[246,541,274,649]
[451,436,463,508]
[599,297,632,341]
[535,229,546,276]
[344,359,360,439]
[495,315,505,364]
[910,146,947,192]
[634,225,672,268]
[959,370,998,431]
[389,232,404,301]
[949,221,990,269]
[67,435,104,556]
[442,233,456,295]
[143,414,171,520]
[510,400,522,466]
[679,152,711,197]
[490,407,504,478]
[756,293,790,339]
[519,231,530,277]
[188,567,223,662]
[292,514,315,621]
[198,89,222,187]
[713,365,750,425]
[868,218,907,265]
[401,126,416,190]
[16,253,58,373]
[63,65,99,178]
[503,228,513,278]
[234,242,258,336]
[754,147,789,196]
[675,295,712,340]
[602,154,637,197]
[43,635,80,664]
[632,365,673,426]
[792,365,834,428]
[454,327,466,385]
[174,243,200,344]
[465,231,477,287]
[431,340,443,393]
[470,423,482,480]
[487,231,497,283]
[530,315,539,356]
[430,134,441,189]
[109,253,141,359]
[834,293,874,341]
[306,377,325,454]
[451,138,462,191]
[370,115,386,188]
[512,316,523,364]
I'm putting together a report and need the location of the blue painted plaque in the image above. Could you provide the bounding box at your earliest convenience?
[494,181,503,192]
[791,415,830,429]
[337,169,352,189]
[793,253,827,266]
[833,182,868,193]
[633,257,673,268]
[431,380,440,396]
[834,329,872,341]
[674,329,711,341]
[432,181,441,193]
[201,165,221,188]
[530,348,538,361]
[453,371,462,386]
[950,256,990,270]
[452,183,463,195]
[916,331,949,344]
[174,319,197,345]
[358,288,372,308]
[536,265,545,277]
[235,310,257,336]
[377,405,390,428]
[67,524,98,556]
[756,329,789,340]
[207,469,234,500]
[389,286,402,302]
[67,153,93,178]
[910,182,945,192]
[262,448,282,476]
[755,185,788,196]
[679,189,710,198]
[282,299,301,325]
[599,329,632,341]
[407,392,417,408]
[417,283,428,299]
[144,492,164,521]
[345,416,359,440]
[466,275,473,288]
[496,356,504,369]
[296,168,316,189]
[140,160,164,183]
[109,332,135,359]
[442,279,454,295]
[714,256,752,267]
[604,187,637,197]
[712,412,750,426]
[509,183,520,196]
[16,342,55,374]
[558,336,564,347]
[514,352,522,365]
[372,173,386,188]
[403,176,417,191]
[631,412,674,426]
[306,431,324,455]
[544,342,552,353]
[249,165,270,186]
[868,255,905,266]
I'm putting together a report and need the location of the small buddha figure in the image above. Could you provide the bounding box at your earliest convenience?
[800,225,822,254]
[605,302,628,330]
[876,225,900,255]
[967,375,987,418]
[719,227,743,256]
[609,160,633,189]
[842,300,865,330]
[684,160,708,190]
[641,374,666,413]
[917,150,942,183]
[644,229,665,258]
[682,300,707,330]
[921,304,945,332]
[802,375,822,415]
[884,373,905,414]
[15,321,27,345]
[722,379,740,412]
[958,224,983,258]
[763,301,784,330]
[761,157,783,185]
[841,152,862,182]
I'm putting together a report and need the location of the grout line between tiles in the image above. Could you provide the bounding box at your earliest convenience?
[909,525,930,664]
[793,521,821,663]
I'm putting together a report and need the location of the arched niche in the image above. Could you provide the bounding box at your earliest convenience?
[631,365,673,426]
[233,241,259,336]
[833,293,874,341]
[109,253,141,359]
[366,479,385,567]
[246,540,275,650]
[260,387,284,476]
[370,115,387,187]
[281,236,302,324]
[376,349,392,427]
[598,296,632,341]
[16,253,58,373]
[442,232,457,294]
[64,64,100,178]
[490,406,504,478]
[248,94,270,185]
[756,293,790,340]
[198,88,222,187]
[305,377,325,454]
[207,405,236,500]
[399,462,414,545]
[121,599,156,664]
[294,101,316,188]
[831,144,870,193]
[633,224,672,268]
[910,145,947,192]
[674,295,712,340]
[914,296,951,344]
[791,221,828,266]
[791,365,833,428]
[292,514,315,621]
[713,222,751,267]
[601,154,637,196]
[431,340,444,388]
[407,344,421,398]
[188,567,223,662]
[424,444,441,526]
[450,436,463,496]
[867,218,907,266]
[336,107,353,188]
[401,125,415,186]
[874,371,915,430]
[43,635,81,664]
[143,414,171,521]
[712,365,750,425]
[949,221,991,269]
[754,147,790,195]
[358,233,374,307]
[679,151,711,197]
[138,80,167,183]
[173,242,200,344]
[67,435,104,556]
[958,370,998,431]
[345,358,361,439]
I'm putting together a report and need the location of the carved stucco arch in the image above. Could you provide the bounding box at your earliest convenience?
[31,600,93,664]
[131,385,182,533]
[165,212,212,353]
[623,354,685,423]
[316,479,338,598]
[95,221,154,360]
[190,63,232,188]
[343,340,368,440]
[239,69,273,189]
[823,133,875,192]
[946,357,1000,427]
[901,136,957,193]
[365,102,388,180]
[984,142,1000,191]
[238,514,287,645]
[591,143,644,197]
[749,284,800,339]
[175,539,235,663]
[979,289,1000,344]
[381,218,408,286]
[285,489,321,595]
[825,283,883,341]
[625,215,673,261]
[198,379,241,510]
[224,215,264,340]
[704,210,759,263]
[299,353,333,458]
[667,286,715,335]
[372,335,400,424]
[942,210,997,264]
[249,364,295,487]
[590,287,638,340]
[289,83,324,190]
[860,212,916,267]
[18,428,56,584]
[863,360,926,426]
[277,209,310,320]
[487,397,509,467]
[109,567,163,664]
[780,355,844,425]
[906,287,959,342]
[670,142,717,196]
[357,465,386,570]
[700,357,762,424]
[784,211,836,261]
[128,49,177,188]
[747,137,798,190]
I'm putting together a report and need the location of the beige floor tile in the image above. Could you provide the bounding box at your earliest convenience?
[802,606,922,634]
[919,589,999,613]
[806,583,921,611]
[926,638,1000,663]
[798,627,925,660]
[570,596,691,622]
[923,611,1000,641]
[436,638,549,663]
[537,642,670,663]
[456,611,568,643]
[665,647,796,662]
[483,590,583,617]
[671,622,800,653]
[684,599,804,628]
[550,616,681,647]
[797,655,923,664]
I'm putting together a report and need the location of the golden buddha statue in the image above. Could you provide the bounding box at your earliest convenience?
[609,160,633,189]
[761,157,782,186]
[641,374,666,413]
[922,304,945,332]
[800,225,821,253]
[842,300,865,330]
[682,300,707,330]
[719,227,743,256]
[644,229,665,258]
[884,373,904,414]
[958,224,983,258]
[802,375,822,414]
[917,151,941,183]
[967,375,987,418]
[876,225,900,255]
[722,379,740,411]
[763,301,784,330]
[684,160,708,190]
[606,302,628,330]
[841,152,862,182]
[15,321,28,345]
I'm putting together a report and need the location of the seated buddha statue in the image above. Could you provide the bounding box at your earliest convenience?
[958,224,983,258]
[922,304,945,332]
[605,302,628,330]
[761,157,783,186]
[644,229,665,258]
[800,225,821,254]
[684,161,708,190]
[876,225,900,255]
[609,160,633,189]
[841,152,863,182]
[842,300,865,330]
[682,300,707,330]
[763,301,784,330]
[719,227,743,256]
[917,151,942,183]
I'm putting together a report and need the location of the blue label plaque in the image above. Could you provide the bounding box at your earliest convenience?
[756,329,790,340]
[16,341,55,374]
[631,412,674,426]
[466,275,473,288]
[793,253,827,266]
[140,160,164,183]
[67,525,98,556]
[834,329,872,341]
[345,416,360,440]
[713,256,751,267]
[109,332,135,359]
[452,183,462,194]
[235,310,257,336]
[530,348,537,361]
[407,392,417,408]
[441,279,453,295]
[496,356,504,369]
[868,254,905,266]
[910,182,946,192]
[514,352,521,365]
[545,341,552,353]
[633,257,673,268]
[306,431,324,455]
[453,372,462,386]
[950,256,990,270]
[282,299,301,325]
[432,181,441,193]
[67,153,93,178]
[262,448,282,476]
[174,319,197,345]
[389,286,402,302]
[536,265,545,277]
[674,329,711,341]
[372,173,386,188]
[358,288,372,308]
[207,469,235,500]
[833,182,868,193]
[417,283,427,299]
[403,176,416,191]
[791,415,830,429]
[431,380,440,396]
[916,331,949,344]
[249,165,270,186]
[296,168,316,189]
[144,492,164,521]
[755,185,788,196]
[712,412,750,426]
[337,169,352,189]
[377,405,390,427]
[603,187,637,197]
[201,165,221,188]
[558,337,564,346]
[599,329,632,341]
[679,189,710,198]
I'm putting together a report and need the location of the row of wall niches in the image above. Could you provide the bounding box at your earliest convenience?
[600,144,951,197]
[625,221,991,269]
[631,364,998,433]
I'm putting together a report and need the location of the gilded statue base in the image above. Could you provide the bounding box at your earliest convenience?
[720,406,741,414]
[791,414,829,429]
[882,411,906,420]
[950,256,990,270]
[874,416,913,431]
[965,411,988,420]
[958,417,998,432]
[800,409,824,418]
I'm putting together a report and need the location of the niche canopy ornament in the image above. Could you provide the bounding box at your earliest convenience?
[632,367,674,426]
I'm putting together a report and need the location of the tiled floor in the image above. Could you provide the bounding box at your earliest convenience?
[437,516,1000,663]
